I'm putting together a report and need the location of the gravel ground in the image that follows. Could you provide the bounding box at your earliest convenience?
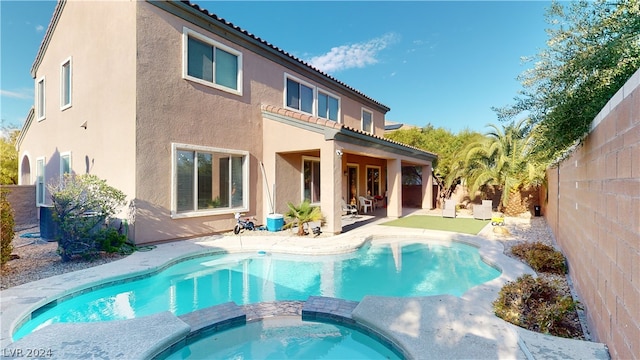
[0,216,590,340]
[0,224,126,290]
[483,214,591,340]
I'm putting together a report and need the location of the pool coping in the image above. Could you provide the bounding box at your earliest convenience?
[0,223,609,359]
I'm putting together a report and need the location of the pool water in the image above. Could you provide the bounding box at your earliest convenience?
[14,241,500,340]
[165,317,402,360]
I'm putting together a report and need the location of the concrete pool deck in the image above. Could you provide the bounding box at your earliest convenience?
[0,217,609,359]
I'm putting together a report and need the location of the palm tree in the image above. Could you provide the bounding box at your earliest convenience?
[284,200,324,236]
[446,119,545,215]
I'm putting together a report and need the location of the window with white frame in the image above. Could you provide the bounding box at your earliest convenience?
[36,157,46,205]
[286,77,314,114]
[173,144,248,216]
[36,77,45,120]
[303,157,321,203]
[317,91,339,121]
[362,109,373,133]
[60,58,72,109]
[285,75,342,121]
[60,152,71,179]
[183,28,242,95]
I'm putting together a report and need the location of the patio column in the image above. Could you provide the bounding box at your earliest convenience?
[386,158,402,218]
[320,142,342,235]
[421,164,433,209]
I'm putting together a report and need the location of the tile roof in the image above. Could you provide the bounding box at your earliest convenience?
[261,104,437,159]
[31,0,390,113]
[180,1,390,112]
[30,1,65,76]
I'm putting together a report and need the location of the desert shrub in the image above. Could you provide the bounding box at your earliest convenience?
[0,189,15,267]
[49,174,127,261]
[95,227,127,253]
[493,274,579,338]
[511,242,567,274]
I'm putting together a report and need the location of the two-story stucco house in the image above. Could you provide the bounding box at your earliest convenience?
[17,0,436,244]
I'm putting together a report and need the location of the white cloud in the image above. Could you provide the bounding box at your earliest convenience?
[307,33,398,74]
[1,89,33,100]
[36,24,45,32]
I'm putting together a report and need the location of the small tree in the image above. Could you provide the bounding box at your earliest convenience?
[48,174,126,261]
[494,0,640,163]
[0,128,20,185]
[446,119,546,215]
[284,200,324,236]
[0,189,15,266]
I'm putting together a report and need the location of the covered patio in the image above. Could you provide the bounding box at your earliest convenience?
[261,105,437,236]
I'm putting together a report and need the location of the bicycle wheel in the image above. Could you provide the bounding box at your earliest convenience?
[246,222,255,231]
[233,224,241,234]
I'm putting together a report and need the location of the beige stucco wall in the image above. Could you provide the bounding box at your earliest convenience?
[544,68,639,360]
[20,1,417,244]
[134,3,268,242]
[18,1,137,209]
[261,119,324,214]
[132,2,390,243]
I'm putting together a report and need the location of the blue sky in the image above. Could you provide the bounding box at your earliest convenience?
[1,1,550,134]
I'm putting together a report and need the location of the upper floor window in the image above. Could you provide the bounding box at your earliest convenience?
[60,58,72,109]
[36,77,45,121]
[362,109,373,133]
[172,143,248,218]
[286,77,313,113]
[285,74,342,122]
[317,91,339,121]
[183,27,242,95]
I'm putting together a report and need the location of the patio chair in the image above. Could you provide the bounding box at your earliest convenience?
[358,196,373,214]
[473,200,492,220]
[442,199,456,218]
[342,199,358,217]
[366,195,378,210]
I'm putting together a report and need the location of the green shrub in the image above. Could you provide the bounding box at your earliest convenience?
[96,227,127,253]
[1,189,15,267]
[511,242,567,274]
[49,174,127,261]
[493,274,579,338]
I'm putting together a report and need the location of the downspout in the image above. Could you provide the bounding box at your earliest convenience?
[260,161,274,214]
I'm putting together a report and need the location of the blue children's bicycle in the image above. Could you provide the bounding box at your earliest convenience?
[234,212,255,234]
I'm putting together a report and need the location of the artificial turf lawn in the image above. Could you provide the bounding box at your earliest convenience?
[380,215,489,235]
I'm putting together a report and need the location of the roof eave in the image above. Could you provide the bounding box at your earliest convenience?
[16,107,35,151]
[328,127,437,162]
[151,0,390,114]
[261,105,437,162]
[30,0,66,78]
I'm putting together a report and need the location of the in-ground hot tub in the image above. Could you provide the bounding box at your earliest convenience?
[164,316,402,360]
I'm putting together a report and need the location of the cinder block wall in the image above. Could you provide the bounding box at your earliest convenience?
[544,68,639,360]
[0,185,37,227]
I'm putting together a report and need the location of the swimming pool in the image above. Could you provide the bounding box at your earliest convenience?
[14,241,500,340]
